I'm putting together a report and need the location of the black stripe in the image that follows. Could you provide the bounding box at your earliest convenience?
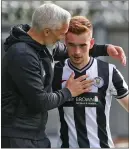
[97,60,109,148]
[52,61,69,148]
[74,70,90,148]
[112,67,128,98]
[58,106,69,148]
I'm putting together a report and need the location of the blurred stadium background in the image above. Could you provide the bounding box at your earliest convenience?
[2,1,129,147]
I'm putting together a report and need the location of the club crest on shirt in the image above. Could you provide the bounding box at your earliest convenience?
[93,77,104,88]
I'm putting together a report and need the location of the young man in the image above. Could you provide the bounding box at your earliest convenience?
[52,16,129,148]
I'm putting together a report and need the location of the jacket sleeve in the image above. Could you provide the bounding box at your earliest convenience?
[89,44,108,57]
[53,42,68,61]
[8,50,72,113]
[54,42,108,61]
[52,62,64,92]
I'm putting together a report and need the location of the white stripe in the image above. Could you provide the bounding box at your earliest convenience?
[63,107,79,148]
[85,59,100,148]
[85,107,100,148]
[62,59,73,88]
[105,95,114,148]
[86,59,98,93]
[104,64,115,148]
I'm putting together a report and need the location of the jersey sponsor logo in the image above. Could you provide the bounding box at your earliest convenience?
[74,93,99,107]
[94,77,104,88]
[75,96,98,102]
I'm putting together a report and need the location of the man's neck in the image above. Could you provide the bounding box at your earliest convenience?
[70,57,90,70]
[27,28,44,45]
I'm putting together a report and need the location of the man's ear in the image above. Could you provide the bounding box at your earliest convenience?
[43,28,50,36]
[90,38,95,49]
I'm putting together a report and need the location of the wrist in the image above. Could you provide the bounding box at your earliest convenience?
[104,44,109,56]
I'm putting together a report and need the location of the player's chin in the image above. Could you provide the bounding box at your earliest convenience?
[70,57,82,64]
[73,60,82,64]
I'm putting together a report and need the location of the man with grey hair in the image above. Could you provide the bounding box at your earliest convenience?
[1,3,126,148]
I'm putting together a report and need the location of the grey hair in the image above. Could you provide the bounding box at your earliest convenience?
[31,3,71,32]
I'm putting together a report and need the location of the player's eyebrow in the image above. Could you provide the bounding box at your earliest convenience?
[68,42,87,46]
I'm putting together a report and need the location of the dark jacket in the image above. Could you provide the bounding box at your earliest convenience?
[1,24,108,140]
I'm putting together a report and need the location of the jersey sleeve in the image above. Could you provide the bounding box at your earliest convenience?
[111,66,129,99]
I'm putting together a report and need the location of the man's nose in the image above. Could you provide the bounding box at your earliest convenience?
[75,47,81,54]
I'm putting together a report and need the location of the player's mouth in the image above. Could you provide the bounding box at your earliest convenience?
[73,57,82,61]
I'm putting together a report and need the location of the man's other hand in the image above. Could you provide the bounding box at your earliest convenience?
[107,44,126,66]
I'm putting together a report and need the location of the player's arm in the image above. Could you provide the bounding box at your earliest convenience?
[117,95,129,112]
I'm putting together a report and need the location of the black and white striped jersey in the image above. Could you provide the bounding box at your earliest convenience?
[52,57,129,148]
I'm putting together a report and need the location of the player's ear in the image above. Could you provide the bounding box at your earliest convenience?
[90,38,95,49]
